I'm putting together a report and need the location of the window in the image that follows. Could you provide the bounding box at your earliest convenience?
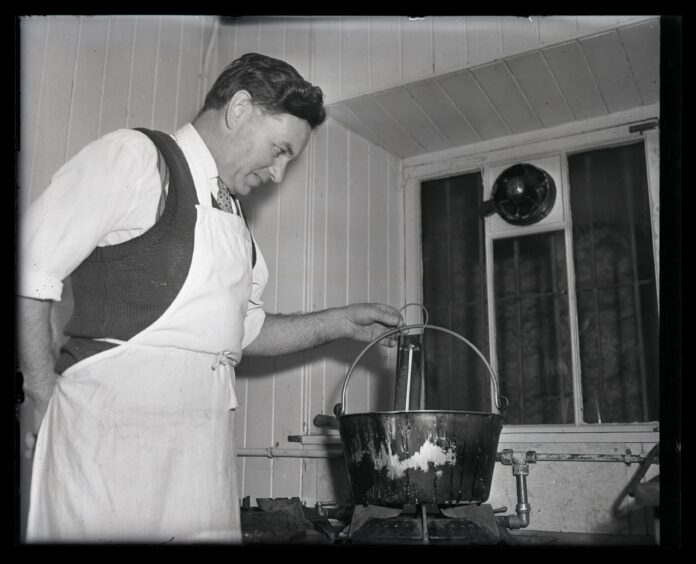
[420,140,659,425]
[568,143,659,423]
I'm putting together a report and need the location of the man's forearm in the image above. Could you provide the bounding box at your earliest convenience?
[243,309,346,356]
[17,297,59,404]
[243,303,400,357]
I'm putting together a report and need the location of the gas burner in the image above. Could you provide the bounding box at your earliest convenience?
[346,504,514,545]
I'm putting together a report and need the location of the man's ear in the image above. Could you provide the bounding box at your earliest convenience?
[225,90,253,129]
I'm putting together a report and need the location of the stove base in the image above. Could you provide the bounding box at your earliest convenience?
[348,504,514,545]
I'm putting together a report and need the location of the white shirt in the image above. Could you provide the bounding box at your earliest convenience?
[18,123,267,346]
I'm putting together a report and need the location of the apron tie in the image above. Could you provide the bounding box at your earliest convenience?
[211,350,238,371]
[211,350,239,411]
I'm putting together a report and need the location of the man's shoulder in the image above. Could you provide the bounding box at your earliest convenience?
[98,127,159,146]
[78,128,161,164]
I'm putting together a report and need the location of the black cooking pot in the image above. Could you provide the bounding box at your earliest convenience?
[334,324,508,507]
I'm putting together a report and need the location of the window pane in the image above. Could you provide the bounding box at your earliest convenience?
[421,172,491,412]
[493,231,574,424]
[569,142,659,423]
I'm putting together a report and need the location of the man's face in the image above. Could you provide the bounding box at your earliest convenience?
[219,105,312,197]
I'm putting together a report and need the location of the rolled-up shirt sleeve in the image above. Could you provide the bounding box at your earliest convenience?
[18,130,161,301]
[241,244,269,349]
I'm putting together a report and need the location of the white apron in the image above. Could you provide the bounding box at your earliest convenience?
[27,201,256,544]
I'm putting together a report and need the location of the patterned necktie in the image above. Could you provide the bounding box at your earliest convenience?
[216,177,257,268]
[216,177,237,214]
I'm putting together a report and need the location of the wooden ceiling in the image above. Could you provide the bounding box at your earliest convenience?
[327,19,659,158]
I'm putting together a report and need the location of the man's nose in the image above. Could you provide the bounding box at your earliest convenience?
[269,160,287,184]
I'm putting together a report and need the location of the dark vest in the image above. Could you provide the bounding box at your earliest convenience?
[55,129,198,373]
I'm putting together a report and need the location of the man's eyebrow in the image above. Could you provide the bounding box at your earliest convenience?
[283,143,295,158]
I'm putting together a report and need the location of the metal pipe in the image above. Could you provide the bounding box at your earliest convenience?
[237,447,343,459]
[420,504,429,544]
[239,445,657,463]
[497,463,531,530]
[496,448,655,465]
[246,444,660,463]
[526,452,653,464]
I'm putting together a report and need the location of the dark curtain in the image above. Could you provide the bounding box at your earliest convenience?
[421,172,492,412]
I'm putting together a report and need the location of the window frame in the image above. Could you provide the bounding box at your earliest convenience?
[403,105,660,441]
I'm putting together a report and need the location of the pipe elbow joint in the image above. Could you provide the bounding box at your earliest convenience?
[496,504,531,530]
[514,504,531,529]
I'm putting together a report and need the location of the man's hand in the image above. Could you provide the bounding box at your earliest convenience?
[24,380,57,436]
[341,303,401,347]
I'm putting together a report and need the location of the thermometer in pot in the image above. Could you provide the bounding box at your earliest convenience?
[404,343,416,410]
[394,304,429,411]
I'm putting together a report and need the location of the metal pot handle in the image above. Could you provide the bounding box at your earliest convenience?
[334,323,509,416]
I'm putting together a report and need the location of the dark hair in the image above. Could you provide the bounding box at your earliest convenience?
[200,52,326,129]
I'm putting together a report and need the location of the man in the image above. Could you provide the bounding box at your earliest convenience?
[18,52,400,543]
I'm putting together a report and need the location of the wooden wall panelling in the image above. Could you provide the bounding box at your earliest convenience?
[65,17,109,163]
[401,17,433,83]
[18,16,49,210]
[465,16,502,66]
[432,16,468,75]
[577,16,619,34]
[369,16,402,91]
[284,18,313,88]
[312,17,342,104]
[126,16,160,128]
[176,17,207,127]
[230,18,260,72]
[215,19,236,80]
[152,16,184,132]
[30,17,80,208]
[538,16,578,44]
[98,16,138,137]
[341,17,370,99]
[257,16,285,60]
[501,15,540,54]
